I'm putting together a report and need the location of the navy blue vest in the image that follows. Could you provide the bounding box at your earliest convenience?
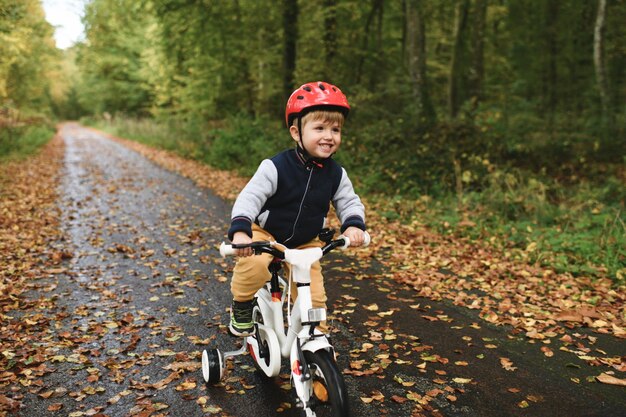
[259,149,343,247]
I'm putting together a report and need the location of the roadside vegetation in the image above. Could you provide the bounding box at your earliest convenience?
[0,121,55,162]
[87,114,624,282]
[0,1,61,161]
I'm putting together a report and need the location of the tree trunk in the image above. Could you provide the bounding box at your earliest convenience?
[594,0,610,128]
[405,0,436,124]
[323,0,337,80]
[283,0,298,103]
[355,0,383,85]
[544,0,559,129]
[469,0,487,109]
[448,0,470,118]
[233,0,254,115]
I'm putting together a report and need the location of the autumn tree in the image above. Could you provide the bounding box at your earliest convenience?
[0,0,59,118]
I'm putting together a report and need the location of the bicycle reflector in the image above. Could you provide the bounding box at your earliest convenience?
[308,308,327,323]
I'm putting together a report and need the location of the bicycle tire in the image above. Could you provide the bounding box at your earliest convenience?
[202,348,223,385]
[302,349,350,417]
[249,304,281,378]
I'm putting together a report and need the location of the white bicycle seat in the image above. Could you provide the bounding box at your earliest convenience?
[284,248,323,283]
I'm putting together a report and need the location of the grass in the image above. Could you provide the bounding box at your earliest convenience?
[83,116,206,158]
[414,177,625,282]
[0,125,55,162]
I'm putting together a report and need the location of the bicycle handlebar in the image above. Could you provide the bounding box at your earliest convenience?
[219,231,370,258]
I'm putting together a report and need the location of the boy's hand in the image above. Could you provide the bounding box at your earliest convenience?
[343,226,366,247]
[232,231,253,257]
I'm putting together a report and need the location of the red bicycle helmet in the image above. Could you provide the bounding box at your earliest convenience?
[285,81,350,127]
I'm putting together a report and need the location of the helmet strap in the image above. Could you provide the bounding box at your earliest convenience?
[295,117,316,164]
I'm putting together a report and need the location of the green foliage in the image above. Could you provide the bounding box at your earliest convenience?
[84,115,210,160]
[205,115,285,176]
[419,169,625,281]
[75,0,153,116]
[0,123,54,161]
[0,0,60,117]
[87,114,288,177]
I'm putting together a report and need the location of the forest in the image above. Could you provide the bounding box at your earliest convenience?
[1,0,624,280]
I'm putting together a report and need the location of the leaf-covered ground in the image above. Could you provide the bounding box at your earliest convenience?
[103,128,625,409]
[1,133,66,412]
[1,125,624,417]
[104,128,626,343]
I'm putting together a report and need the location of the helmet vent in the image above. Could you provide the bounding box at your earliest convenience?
[303,86,312,92]
[318,83,326,90]
[297,95,304,100]
[332,87,337,92]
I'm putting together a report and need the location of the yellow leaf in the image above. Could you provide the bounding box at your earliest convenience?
[452,377,472,384]
[525,242,537,252]
[155,349,176,356]
[176,379,197,391]
[202,405,223,414]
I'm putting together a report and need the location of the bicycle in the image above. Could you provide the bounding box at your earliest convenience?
[202,228,370,417]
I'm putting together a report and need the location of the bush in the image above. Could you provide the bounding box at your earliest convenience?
[0,124,55,161]
[436,167,626,280]
[206,115,284,176]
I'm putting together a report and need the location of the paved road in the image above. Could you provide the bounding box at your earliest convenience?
[13,125,625,416]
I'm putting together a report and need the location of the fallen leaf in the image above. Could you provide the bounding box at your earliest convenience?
[541,346,554,357]
[452,377,472,384]
[47,403,63,411]
[500,357,517,371]
[391,395,408,403]
[596,373,626,387]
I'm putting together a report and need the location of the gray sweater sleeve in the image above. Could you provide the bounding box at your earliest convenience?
[228,159,278,239]
[333,168,366,231]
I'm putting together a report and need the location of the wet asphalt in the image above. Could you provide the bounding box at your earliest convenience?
[10,124,625,417]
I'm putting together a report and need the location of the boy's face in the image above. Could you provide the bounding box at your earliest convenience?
[290,118,342,159]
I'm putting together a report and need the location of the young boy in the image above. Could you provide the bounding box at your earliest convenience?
[227,81,367,337]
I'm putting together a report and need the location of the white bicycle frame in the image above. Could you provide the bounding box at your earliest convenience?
[219,232,369,415]
[220,242,338,409]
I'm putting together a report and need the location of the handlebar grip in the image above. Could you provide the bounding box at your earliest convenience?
[338,231,371,250]
[363,231,371,247]
[219,242,236,257]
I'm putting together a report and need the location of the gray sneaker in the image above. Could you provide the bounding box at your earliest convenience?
[229,300,254,337]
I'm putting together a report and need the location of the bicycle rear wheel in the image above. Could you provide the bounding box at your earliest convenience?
[302,349,350,417]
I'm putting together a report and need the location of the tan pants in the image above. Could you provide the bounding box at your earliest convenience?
[231,224,327,311]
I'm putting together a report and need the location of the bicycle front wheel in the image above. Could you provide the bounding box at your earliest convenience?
[303,349,350,417]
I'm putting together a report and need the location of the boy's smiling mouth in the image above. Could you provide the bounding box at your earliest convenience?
[318,143,335,153]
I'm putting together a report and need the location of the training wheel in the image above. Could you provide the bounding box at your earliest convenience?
[202,348,225,384]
